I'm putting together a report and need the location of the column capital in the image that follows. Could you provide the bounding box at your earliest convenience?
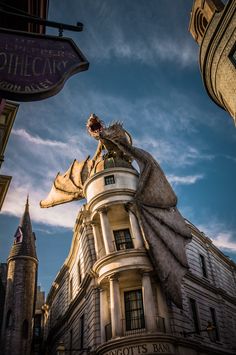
[140,268,152,277]
[97,206,109,215]
[82,220,92,229]
[91,221,98,227]
[109,273,120,282]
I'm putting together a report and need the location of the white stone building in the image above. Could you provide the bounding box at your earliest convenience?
[43,159,236,355]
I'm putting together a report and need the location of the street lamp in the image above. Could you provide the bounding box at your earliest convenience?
[181,321,217,341]
[56,342,66,355]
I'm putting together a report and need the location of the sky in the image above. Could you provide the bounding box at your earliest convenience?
[1,0,236,295]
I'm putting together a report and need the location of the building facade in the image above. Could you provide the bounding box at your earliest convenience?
[43,159,236,355]
[1,198,38,355]
[0,101,19,210]
[189,0,236,124]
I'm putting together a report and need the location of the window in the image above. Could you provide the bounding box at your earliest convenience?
[124,289,145,331]
[210,307,220,341]
[104,175,115,185]
[14,227,23,244]
[34,314,41,338]
[22,319,29,339]
[114,229,134,251]
[189,298,200,334]
[199,254,207,278]
[78,314,84,349]
[229,42,236,68]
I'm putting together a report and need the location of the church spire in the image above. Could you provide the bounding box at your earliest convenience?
[8,196,37,261]
[25,194,29,213]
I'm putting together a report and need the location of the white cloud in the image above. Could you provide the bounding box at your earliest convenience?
[167,174,204,185]
[2,183,79,229]
[61,0,198,67]
[12,129,67,148]
[1,88,216,228]
[198,222,236,253]
[213,233,236,252]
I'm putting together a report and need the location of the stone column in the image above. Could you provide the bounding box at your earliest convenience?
[156,284,170,332]
[128,210,143,249]
[98,207,114,254]
[100,288,110,343]
[109,274,122,337]
[91,223,101,259]
[142,272,157,332]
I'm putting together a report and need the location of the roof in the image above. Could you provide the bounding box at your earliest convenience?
[8,197,37,261]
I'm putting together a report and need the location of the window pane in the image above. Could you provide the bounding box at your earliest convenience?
[114,229,133,250]
[199,254,207,278]
[105,175,115,185]
[189,298,200,334]
[210,307,220,341]
[124,290,145,331]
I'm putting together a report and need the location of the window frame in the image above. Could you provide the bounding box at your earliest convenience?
[104,175,115,186]
[124,289,145,331]
[210,307,220,341]
[199,254,208,278]
[189,298,200,334]
[113,228,134,251]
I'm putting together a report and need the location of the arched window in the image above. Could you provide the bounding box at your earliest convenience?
[6,309,13,328]
[22,319,29,339]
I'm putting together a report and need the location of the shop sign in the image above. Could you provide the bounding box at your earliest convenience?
[0,28,89,101]
[103,342,173,355]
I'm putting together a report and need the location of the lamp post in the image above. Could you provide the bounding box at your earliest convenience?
[56,342,66,355]
[181,321,217,341]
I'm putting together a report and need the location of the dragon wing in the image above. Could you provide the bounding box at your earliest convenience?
[40,157,92,208]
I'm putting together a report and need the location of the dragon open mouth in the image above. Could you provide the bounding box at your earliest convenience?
[87,113,104,138]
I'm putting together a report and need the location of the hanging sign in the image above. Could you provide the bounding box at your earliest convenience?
[0,28,89,101]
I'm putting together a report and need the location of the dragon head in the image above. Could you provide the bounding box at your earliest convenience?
[100,121,132,146]
[86,113,105,140]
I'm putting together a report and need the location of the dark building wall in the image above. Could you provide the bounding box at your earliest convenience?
[0,263,7,332]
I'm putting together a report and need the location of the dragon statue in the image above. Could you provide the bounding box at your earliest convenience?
[41,114,191,308]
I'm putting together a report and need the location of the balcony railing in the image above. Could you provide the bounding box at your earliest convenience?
[104,316,166,341]
[156,316,166,333]
[105,323,112,341]
[122,318,146,336]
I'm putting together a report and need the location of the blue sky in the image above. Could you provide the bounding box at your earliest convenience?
[1,0,236,295]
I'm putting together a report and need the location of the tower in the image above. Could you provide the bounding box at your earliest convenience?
[189,0,236,124]
[42,119,236,355]
[1,198,38,355]
[84,154,171,352]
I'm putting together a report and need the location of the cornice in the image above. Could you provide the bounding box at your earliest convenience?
[186,271,236,305]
